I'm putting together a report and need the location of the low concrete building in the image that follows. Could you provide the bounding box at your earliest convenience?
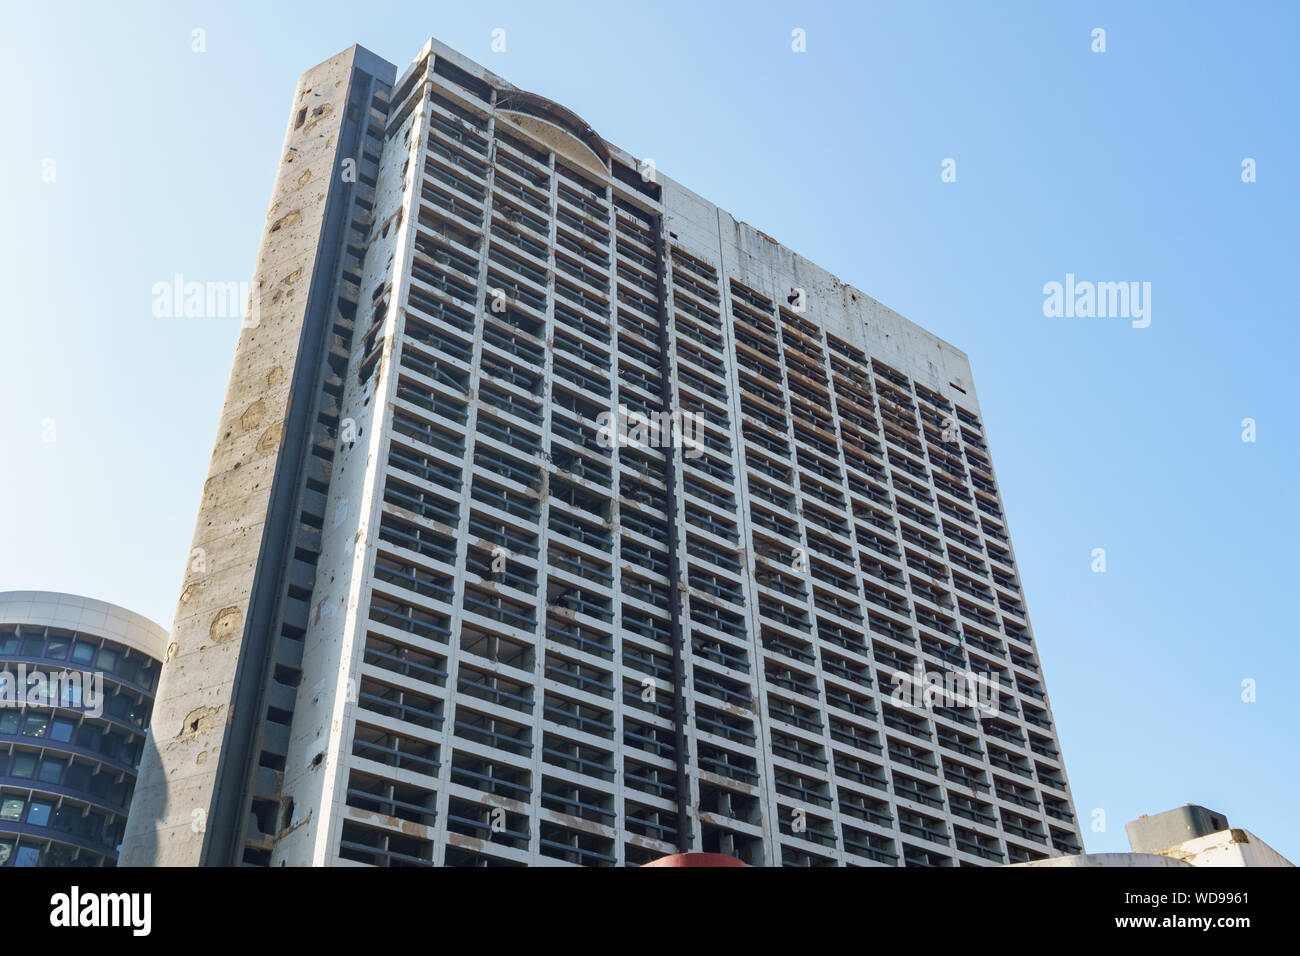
[1146,827,1293,867]
[1127,804,1229,853]
[1012,805,1294,868]
[1013,852,1192,868]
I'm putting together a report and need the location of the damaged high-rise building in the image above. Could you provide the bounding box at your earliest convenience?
[121,38,1082,867]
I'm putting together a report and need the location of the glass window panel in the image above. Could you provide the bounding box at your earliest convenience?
[21,713,49,737]
[95,647,120,672]
[116,657,139,685]
[10,753,37,778]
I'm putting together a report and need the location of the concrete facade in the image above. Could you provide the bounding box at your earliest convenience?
[1127,804,1229,853]
[1014,830,1294,868]
[1015,806,1295,868]
[1013,853,1194,868]
[125,38,1083,866]
[120,46,396,866]
[1158,828,1294,867]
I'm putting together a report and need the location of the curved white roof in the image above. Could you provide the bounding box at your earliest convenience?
[0,590,169,662]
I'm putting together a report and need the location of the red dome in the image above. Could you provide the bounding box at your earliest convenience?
[642,852,748,867]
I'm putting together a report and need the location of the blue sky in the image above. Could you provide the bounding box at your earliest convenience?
[1,1,1296,860]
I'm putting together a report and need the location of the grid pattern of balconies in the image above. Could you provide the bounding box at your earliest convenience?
[696,280,1081,866]
[327,49,1081,867]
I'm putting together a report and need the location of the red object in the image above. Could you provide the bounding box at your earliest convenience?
[642,852,748,867]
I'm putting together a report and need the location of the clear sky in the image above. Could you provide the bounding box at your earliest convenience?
[1,0,1296,861]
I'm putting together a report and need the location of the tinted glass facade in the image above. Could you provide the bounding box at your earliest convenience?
[0,593,166,866]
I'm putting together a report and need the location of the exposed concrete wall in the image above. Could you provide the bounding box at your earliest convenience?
[271,74,428,867]
[1011,852,1194,868]
[661,173,1082,859]
[1126,804,1229,853]
[1014,830,1295,867]
[1158,829,1295,867]
[661,179,978,413]
[120,47,376,866]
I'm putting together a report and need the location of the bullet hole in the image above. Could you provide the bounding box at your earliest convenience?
[181,706,220,739]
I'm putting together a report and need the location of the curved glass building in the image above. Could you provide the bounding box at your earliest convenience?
[0,591,166,866]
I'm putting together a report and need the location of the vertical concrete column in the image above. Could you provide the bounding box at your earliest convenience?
[121,47,385,866]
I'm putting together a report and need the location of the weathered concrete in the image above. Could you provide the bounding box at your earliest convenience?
[1127,803,1229,853]
[120,47,387,867]
[0,590,168,662]
[1011,852,1194,868]
[129,36,1084,868]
